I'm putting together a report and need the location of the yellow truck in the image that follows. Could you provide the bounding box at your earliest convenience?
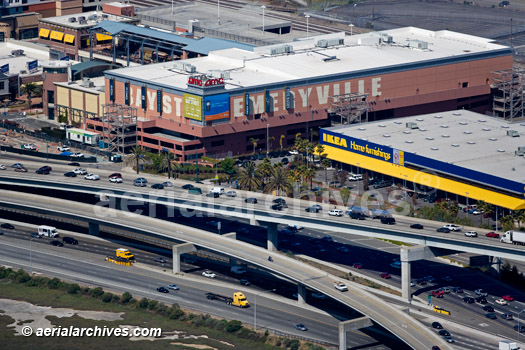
[116,248,135,261]
[206,292,250,308]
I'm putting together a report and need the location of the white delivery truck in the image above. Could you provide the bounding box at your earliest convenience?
[500,230,525,245]
[38,225,59,238]
[210,187,225,195]
[499,340,520,350]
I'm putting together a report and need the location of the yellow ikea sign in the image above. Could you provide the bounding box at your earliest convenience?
[323,133,347,148]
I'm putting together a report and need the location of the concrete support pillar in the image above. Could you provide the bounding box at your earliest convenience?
[338,317,373,350]
[172,243,196,273]
[88,222,99,237]
[266,222,278,252]
[297,284,306,305]
[401,260,411,301]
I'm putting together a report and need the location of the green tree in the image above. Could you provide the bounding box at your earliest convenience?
[338,170,348,188]
[220,158,237,182]
[303,167,316,190]
[267,136,275,152]
[309,127,318,143]
[265,167,292,195]
[237,161,261,191]
[340,187,351,206]
[124,146,147,174]
[249,138,259,155]
[257,157,273,184]
[156,151,177,179]
[321,158,331,185]
[500,215,515,232]
[20,82,42,108]
[280,134,285,150]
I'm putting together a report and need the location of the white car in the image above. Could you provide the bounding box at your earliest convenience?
[109,176,123,183]
[73,168,87,175]
[167,284,180,290]
[289,150,299,155]
[84,174,100,180]
[348,174,363,181]
[23,143,38,150]
[226,190,237,197]
[328,209,343,217]
[70,152,84,158]
[0,164,6,170]
[57,146,70,152]
[202,270,217,278]
[464,231,478,237]
[495,298,508,305]
[334,281,348,291]
[443,224,461,232]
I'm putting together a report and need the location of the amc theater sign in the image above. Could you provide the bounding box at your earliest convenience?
[188,75,224,88]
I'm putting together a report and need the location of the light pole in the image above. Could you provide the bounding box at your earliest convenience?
[403,174,407,189]
[30,237,35,274]
[217,0,220,24]
[266,123,270,157]
[254,288,276,331]
[305,14,310,37]
[518,309,525,342]
[261,5,266,35]
[349,23,354,36]
[171,0,174,15]
[465,192,469,214]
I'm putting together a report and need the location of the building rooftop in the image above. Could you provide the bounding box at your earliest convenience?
[105,27,510,93]
[328,110,525,184]
[55,76,105,93]
[39,10,135,29]
[0,40,57,77]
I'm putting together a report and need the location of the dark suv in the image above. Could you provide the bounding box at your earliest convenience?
[62,237,78,245]
[381,217,396,225]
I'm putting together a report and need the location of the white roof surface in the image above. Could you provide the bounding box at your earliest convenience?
[108,27,509,91]
[328,110,525,183]
[0,41,55,77]
[39,11,134,29]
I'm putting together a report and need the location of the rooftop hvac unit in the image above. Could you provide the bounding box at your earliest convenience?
[78,16,86,21]
[507,130,520,137]
[208,70,230,79]
[68,17,77,23]
[172,62,185,70]
[315,38,344,48]
[380,34,393,43]
[184,64,196,73]
[406,122,419,129]
[102,14,108,19]
[81,79,94,88]
[407,39,428,50]
[87,14,97,21]
[79,20,88,25]
[11,49,24,56]
[315,39,328,48]
[267,44,294,55]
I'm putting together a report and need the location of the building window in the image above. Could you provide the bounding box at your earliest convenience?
[211,140,224,147]
[462,82,468,88]
[0,81,4,90]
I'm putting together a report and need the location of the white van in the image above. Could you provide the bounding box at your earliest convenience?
[38,225,59,238]
[210,187,225,195]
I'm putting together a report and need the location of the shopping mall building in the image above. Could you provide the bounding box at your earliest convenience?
[97,26,512,161]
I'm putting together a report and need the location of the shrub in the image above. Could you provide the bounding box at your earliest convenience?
[121,292,133,304]
[138,298,149,309]
[204,318,218,328]
[101,293,113,303]
[111,295,120,303]
[89,287,104,298]
[67,284,80,294]
[168,308,184,320]
[16,270,31,283]
[226,320,243,333]
[147,300,158,311]
[215,320,227,331]
[156,304,168,316]
[47,277,61,289]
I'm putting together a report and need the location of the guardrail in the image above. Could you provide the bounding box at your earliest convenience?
[0,146,97,163]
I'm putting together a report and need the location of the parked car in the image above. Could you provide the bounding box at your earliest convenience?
[410,223,424,229]
[348,174,363,181]
[64,171,77,177]
[157,286,169,293]
[244,197,258,204]
[62,237,78,245]
[328,209,343,216]
[70,152,84,158]
[226,190,237,197]
[57,145,70,152]
[373,181,392,189]
[84,174,100,181]
[281,158,289,165]
[109,176,123,183]
[485,232,500,238]
[23,143,38,150]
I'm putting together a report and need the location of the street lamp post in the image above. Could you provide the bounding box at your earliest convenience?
[266,123,270,157]
[171,0,174,15]
[254,289,276,331]
[305,14,310,37]
[349,23,354,36]
[261,5,266,34]
[217,0,220,24]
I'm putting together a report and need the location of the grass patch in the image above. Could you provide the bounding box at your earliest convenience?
[377,239,411,247]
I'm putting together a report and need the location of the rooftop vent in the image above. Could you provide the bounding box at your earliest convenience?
[453,112,462,116]
[441,125,449,128]
[405,140,413,144]
[79,20,88,25]
[464,131,472,134]
[184,64,196,73]
[358,127,366,131]
[452,144,459,147]
[497,149,505,152]
[459,121,467,125]
[383,134,391,137]
[516,146,525,156]
[416,118,423,121]
[482,128,491,131]
[441,134,450,138]
[467,141,476,144]
[394,121,402,125]
[431,147,439,150]
[489,138,497,141]
[434,115,442,119]
[507,130,519,137]
[78,16,86,21]
[81,78,94,88]
[478,119,486,122]
[378,124,386,127]
[406,122,418,129]
[501,125,509,129]
[403,130,411,134]
[102,14,108,19]
[87,14,97,21]
[11,49,24,56]
[68,17,77,23]
[426,137,434,140]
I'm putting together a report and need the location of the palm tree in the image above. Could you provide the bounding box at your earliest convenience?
[303,167,316,190]
[256,157,273,184]
[321,158,331,185]
[157,151,177,179]
[237,161,261,191]
[279,134,285,150]
[309,127,318,143]
[476,200,491,226]
[267,136,275,152]
[265,167,292,196]
[20,82,42,108]
[249,138,258,155]
[124,145,147,174]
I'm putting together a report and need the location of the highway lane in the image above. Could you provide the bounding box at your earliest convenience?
[0,189,450,350]
[0,233,401,349]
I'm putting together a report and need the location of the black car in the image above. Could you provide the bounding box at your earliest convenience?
[381,217,396,225]
[416,278,427,285]
[182,184,194,190]
[50,240,64,247]
[476,296,487,304]
[240,279,251,286]
[463,296,475,303]
[245,198,258,204]
[271,204,284,211]
[281,157,289,165]
[349,211,366,220]
[68,162,81,166]
[1,223,14,229]
[39,165,52,172]
[272,198,288,207]
[151,183,164,189]
[305,206,320,213]
[64,171,77,177]
[502,313,514,320]
[206,192,220,198]
[482,305,494,312]
[432,322,443,329]
[36,168,50,175]
[410,223,424,229]
[451,287,463,293]
[514,325,525,332]
[62,237,78,245]
[436,227,450,233]
[485,313,497,319]
[157,287,169,293]
[438,330,450,336]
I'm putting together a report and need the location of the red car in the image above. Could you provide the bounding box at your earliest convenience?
[380,273,391,279]
[432,290,444,298]
[352,263,363,269]
[108,173,122,178]
[502,295,514,301]
[485,232,500,238]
